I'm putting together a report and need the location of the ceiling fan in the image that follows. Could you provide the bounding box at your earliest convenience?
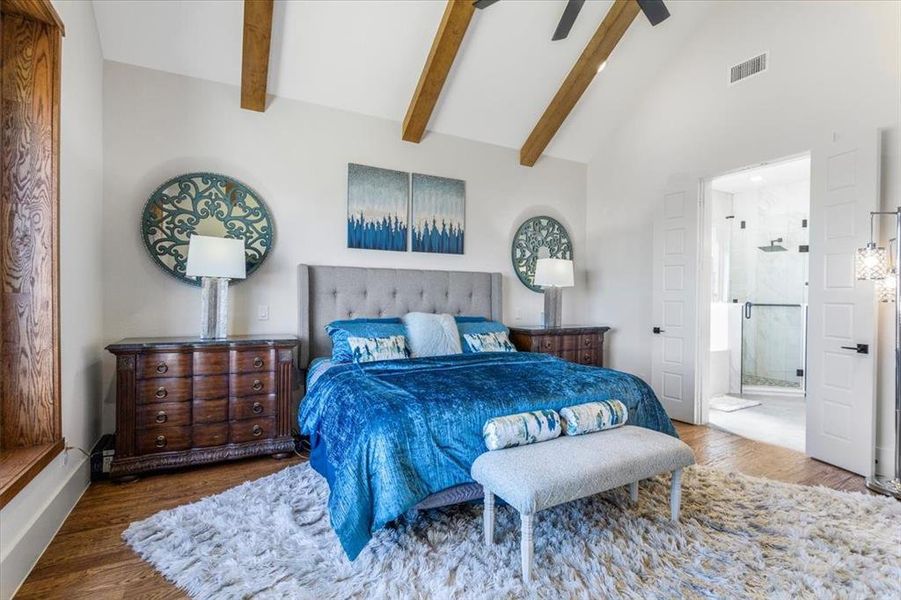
[473,0,671,41]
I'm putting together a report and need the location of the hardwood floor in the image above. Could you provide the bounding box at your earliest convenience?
[14,423,868,598]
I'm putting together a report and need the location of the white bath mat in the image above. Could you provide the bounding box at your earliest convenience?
[710,395,761,412]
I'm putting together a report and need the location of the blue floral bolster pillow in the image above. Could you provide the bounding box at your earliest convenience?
[325,318,411,363]
[483,409,561,451]
[456,319,516,353]
[560,400,628,436]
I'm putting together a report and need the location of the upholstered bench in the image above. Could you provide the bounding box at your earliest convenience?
[470,425,695,581]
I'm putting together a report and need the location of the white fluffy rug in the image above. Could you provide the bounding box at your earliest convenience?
[123,463,901,599]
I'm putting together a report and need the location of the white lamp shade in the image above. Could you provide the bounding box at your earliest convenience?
[186,235,247,279]
[533,258,574,288]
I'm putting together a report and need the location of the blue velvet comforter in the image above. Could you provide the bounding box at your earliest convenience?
[299,352,676,560]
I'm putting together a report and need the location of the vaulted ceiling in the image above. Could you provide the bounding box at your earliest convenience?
[92,0,715,164]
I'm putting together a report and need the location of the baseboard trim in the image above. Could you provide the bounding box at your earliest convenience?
[0,454,90,600]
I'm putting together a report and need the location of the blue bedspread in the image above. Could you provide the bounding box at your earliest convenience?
[299,352,676,559]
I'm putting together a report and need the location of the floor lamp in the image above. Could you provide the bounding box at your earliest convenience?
[857,207,901,499]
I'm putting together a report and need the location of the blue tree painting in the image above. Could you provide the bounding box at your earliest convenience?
[347,163,409,251]
[411,173,465,255]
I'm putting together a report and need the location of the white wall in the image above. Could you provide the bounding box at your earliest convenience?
[0,1,105,598]
[101,61,588,430]
[585,1,900,471]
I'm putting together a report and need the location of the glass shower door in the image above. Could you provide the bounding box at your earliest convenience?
[741,302,806,392]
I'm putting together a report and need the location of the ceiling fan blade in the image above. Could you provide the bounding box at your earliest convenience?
[636,0,671,26]
[472,0,501,9]
[552,0,586,41]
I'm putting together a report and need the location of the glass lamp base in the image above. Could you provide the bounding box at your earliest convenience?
[865,476,901,499]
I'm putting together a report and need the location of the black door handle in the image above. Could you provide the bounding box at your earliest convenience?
[840,344,869,354]
[652,327,665,334]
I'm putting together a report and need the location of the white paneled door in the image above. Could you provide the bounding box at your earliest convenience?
[807,131,880,476]
[652,185,698,423]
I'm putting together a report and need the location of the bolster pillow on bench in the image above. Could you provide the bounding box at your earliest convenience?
[483,409,561,451]
[560,400,628,436]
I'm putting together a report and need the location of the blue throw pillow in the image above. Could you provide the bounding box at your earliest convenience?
[326,318,410,363]
[456,319,515,353]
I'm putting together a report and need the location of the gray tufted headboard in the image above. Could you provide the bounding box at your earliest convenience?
[297,265,503,368]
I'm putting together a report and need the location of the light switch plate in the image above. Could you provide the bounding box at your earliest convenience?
[258,304,269,321]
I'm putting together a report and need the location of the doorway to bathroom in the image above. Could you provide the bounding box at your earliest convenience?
[701,154,810,452]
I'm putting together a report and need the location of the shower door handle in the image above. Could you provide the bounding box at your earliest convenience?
[652,327,665,334]
[840,343,869,355]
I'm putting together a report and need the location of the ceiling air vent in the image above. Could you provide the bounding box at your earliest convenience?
[729,52,768,85]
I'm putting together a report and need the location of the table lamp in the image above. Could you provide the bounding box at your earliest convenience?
[533,258,574,328]
[186,235,246,339]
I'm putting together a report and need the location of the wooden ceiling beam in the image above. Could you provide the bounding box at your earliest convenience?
[402,0,475,143]
[520,0,641,167]
[240,0,274,112]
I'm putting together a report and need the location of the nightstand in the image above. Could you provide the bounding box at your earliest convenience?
[106,335,299,480]
[508,326,610,367]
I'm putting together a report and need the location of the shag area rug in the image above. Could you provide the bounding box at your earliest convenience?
[123,463,901,599]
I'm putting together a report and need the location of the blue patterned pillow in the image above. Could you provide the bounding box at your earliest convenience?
[560,400,629,436]
[457,319,514,352]
[326,318,410,363]
[483,409,561,450]
[463,331,516,353]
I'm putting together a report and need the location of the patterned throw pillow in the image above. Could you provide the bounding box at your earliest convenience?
[346,335,411,363]
[483,409,561,451]
[560,400,629,436]
[326,318,410,363]
[456,318,510,352]
[463,331,516,353]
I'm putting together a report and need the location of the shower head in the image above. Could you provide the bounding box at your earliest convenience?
[759,238,787,252]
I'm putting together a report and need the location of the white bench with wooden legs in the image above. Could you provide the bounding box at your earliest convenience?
[471,425,695,581]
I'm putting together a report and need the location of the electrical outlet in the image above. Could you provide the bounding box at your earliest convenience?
[514,308,523,321]
[258,304,269,321]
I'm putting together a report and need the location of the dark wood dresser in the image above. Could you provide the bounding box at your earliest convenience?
[508,326,610,367]
[106,335,298,480]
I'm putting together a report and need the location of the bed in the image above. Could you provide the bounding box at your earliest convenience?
[297,264,676,560]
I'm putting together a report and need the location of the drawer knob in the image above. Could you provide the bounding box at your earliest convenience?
[252,401,264,414]
[584,338,592,346]
[252,356,264,368]
[155,410,167,423]
[156,362,168,373]
[155,387,168,399]
[543,341,552,349]
[252,379,263,392]
[583,354,592,361]
[252,424,263,437]
[155,435,167,448]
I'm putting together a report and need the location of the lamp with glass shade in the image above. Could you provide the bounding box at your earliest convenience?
[186,235,246,339]
[533,258,574,328]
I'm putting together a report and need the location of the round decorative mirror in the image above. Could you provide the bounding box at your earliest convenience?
[141,172,274,286]
[511,216,574,292]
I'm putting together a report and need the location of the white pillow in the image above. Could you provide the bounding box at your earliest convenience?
[402,312,463,357]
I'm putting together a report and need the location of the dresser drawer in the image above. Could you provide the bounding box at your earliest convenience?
[578,349,598,366]
[138,377,192,403]
[193,398,228,424]
[193,374,229,400]
[137,402,191,429]
[230,348,276,373]
[558,335,581,350]
[229,417,276,443]
[579,334,598,349]
[230,394,276,420]
[138,352,191,379]
[535,336,559,352]
[193,423,228,447]
[193,350,230,376]
[136,426,191,454]
[230,372,275,397]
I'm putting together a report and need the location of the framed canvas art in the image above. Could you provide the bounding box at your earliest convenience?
[347,163,409,251]
[411,173,465,254]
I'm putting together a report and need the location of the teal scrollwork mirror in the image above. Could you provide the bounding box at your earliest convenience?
[141,172,274,286]
[512,216,573,292]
